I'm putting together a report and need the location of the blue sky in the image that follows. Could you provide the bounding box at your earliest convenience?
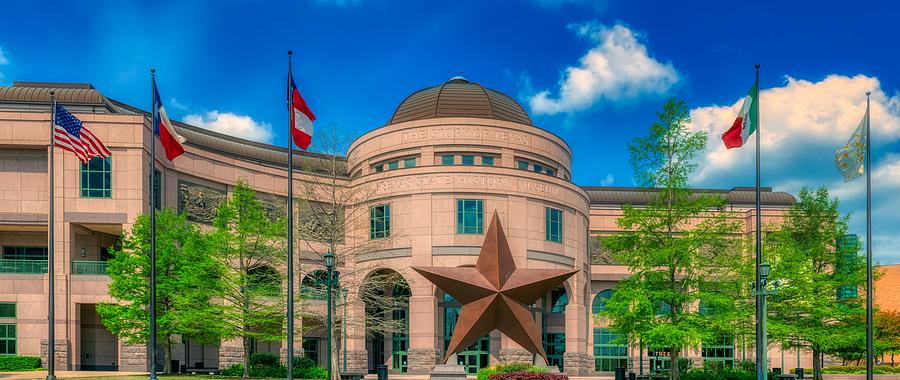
[2,0,900,263]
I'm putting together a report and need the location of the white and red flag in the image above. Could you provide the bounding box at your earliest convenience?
[152,79,186,160]
[287,71,315,150]
[53,104,112,163]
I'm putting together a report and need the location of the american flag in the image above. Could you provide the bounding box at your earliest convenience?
[53,104,111,163]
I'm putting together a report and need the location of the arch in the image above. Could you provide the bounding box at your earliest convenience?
[247,265,281,296]
[300,270,329,300]
[360,268,411,374]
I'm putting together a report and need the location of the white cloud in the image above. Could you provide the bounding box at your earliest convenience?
[169,97,189,112]
[0,46,9,84]
[183,111,274,144]
[600,173,615,186]
[528,22,680,115]
[687,74,900,263]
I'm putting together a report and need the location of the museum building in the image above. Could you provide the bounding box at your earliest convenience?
[0,78,803,375]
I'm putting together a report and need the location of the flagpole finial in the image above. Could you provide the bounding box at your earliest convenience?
[866,91,872,97]
[150,68,156,76]
[755,64,760,69]
[288,50,293,56]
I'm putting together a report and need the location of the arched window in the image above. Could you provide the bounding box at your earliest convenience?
[300,270,329,300]
[592,289,614,314]
[248,265,281,296]
[549,288,568,314]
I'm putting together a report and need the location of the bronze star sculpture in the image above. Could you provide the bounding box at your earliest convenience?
[413,211,578,363]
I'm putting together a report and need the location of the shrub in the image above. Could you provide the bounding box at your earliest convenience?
[293,356,317,370]
[489,371,568,380]
[821,366,898,374]
[297,365,328,379]
[0,356,42,371]
[477,363,547,380]
[250,352,281,368]
[681,367,760,380]
[219,363,244,377]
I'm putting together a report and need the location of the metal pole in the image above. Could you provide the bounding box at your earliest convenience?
[287,50,295,380]
[754,64,766,380]
[47,91,57,380]
[327,263,333,380]
[343,291,347,373]
[865,91,873,380]
[149,68,158,380]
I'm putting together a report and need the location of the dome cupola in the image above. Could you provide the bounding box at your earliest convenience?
[387,76,533,126]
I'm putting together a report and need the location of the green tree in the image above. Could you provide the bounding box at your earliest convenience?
[97,209,223,374]
[876,309,900,366]
[766,187,866,380]
[210,181,287,378]
[601,98,742,380]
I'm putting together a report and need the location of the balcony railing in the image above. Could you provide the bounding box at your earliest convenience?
[71,260,109,275]
[0,259,48,274]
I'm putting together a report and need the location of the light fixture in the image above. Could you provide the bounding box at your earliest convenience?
[80,248,86,258]
[760,262,771,278]
[323,251,335,269]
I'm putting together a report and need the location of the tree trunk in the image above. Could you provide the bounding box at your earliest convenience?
[242,336,251,378]
[671,348,680,380]
[812,349,822,380]
[164,342,172,374]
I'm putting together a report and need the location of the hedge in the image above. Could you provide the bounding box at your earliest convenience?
[477,363,547,380]
[489,371,568,380]
[219,355,327,379]
[0,356,42,371]
[822,366,900,374]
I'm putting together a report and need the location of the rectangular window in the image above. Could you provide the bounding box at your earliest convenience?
[441,155,455,165]
[545,207,563,243]
[456,199,484,234]
[153,168,161,210]
[517,160,529,170]
[461,155,474,166]
[0,324,14,355]
[481,156,494,166]
[370,204,391,239]
[702,335,735,368]
[545,168,555,177]
[532,163,543,173]
[373,164,384,173]
[388,161,399,170]
[2,246,48,260]
[594,328,628,372]
[80,156,112,198]
[302,337,319,364]
[0,303,14,319]
[403,157,416,168]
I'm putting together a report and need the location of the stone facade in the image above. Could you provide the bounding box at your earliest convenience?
[118,344,148,372]
[279,346,305,366]
[40,339,68,370]
[563,352,594,376]
[218,345,244,370]
[343,350,368,373]
[499,349,534,364]
[407,348,439,374]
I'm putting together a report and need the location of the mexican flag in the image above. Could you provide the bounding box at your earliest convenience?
[721,81,759,149]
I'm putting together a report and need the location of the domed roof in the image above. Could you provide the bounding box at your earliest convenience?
[387,77,533,126]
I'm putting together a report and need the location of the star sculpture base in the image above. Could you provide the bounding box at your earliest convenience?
[413,211,579,364]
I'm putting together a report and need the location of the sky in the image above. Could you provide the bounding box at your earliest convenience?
[1,0,899,263]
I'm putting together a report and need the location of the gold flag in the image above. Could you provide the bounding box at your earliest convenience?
[834,111,868,182]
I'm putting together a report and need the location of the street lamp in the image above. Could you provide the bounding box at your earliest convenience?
[752,262,777,379]
[323,252,336,380]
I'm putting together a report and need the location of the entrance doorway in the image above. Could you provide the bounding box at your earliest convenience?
[79,304,117,371]
[442,293,490,374]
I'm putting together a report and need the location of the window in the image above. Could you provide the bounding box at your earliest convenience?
[545,207,563,243]
[0,303,14,319]
[702,335,735,368]
[441,155,455,165]
[373,164,384,173]
[546,168,555,177]
[456,199,484,234]
[2,246,48,260]
[533,163,543,173]
[517,160,529,170]
[0,324,14,355]
[543,332,565,371]
[549,289,568,314]
[302,337,319,364]
[592,290,614,314]
[461,155,474,166]
[370,204,391,239]
[152,168,161,210]
[80,156,112,198]
[481,156,494,166]
[388,161,399,170]
[403,157,416,168]
[594,328,628,372]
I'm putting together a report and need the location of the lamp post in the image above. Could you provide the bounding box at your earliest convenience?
[324,252,336,380]
[751,262,778,378]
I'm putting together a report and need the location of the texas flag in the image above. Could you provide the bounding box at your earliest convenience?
[288,71,315,150]
[152,79,186,160]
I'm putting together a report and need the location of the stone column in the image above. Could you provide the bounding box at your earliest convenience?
[217,340,244,370]
[41,339,69,370]
[118,343,148,372]
[407,291,439,374]
[343,291,368,373]
[563,275,593,376]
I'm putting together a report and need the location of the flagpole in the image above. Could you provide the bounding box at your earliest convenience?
[286,50,295,380]
[149,68,159,380]
[47,91,57,380]
[865,90,873,380]
[754,64,766,380]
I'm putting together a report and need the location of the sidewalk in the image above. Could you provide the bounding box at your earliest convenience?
[0,371,146,379]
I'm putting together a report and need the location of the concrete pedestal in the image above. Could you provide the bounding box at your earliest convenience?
[430,364,468,380]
